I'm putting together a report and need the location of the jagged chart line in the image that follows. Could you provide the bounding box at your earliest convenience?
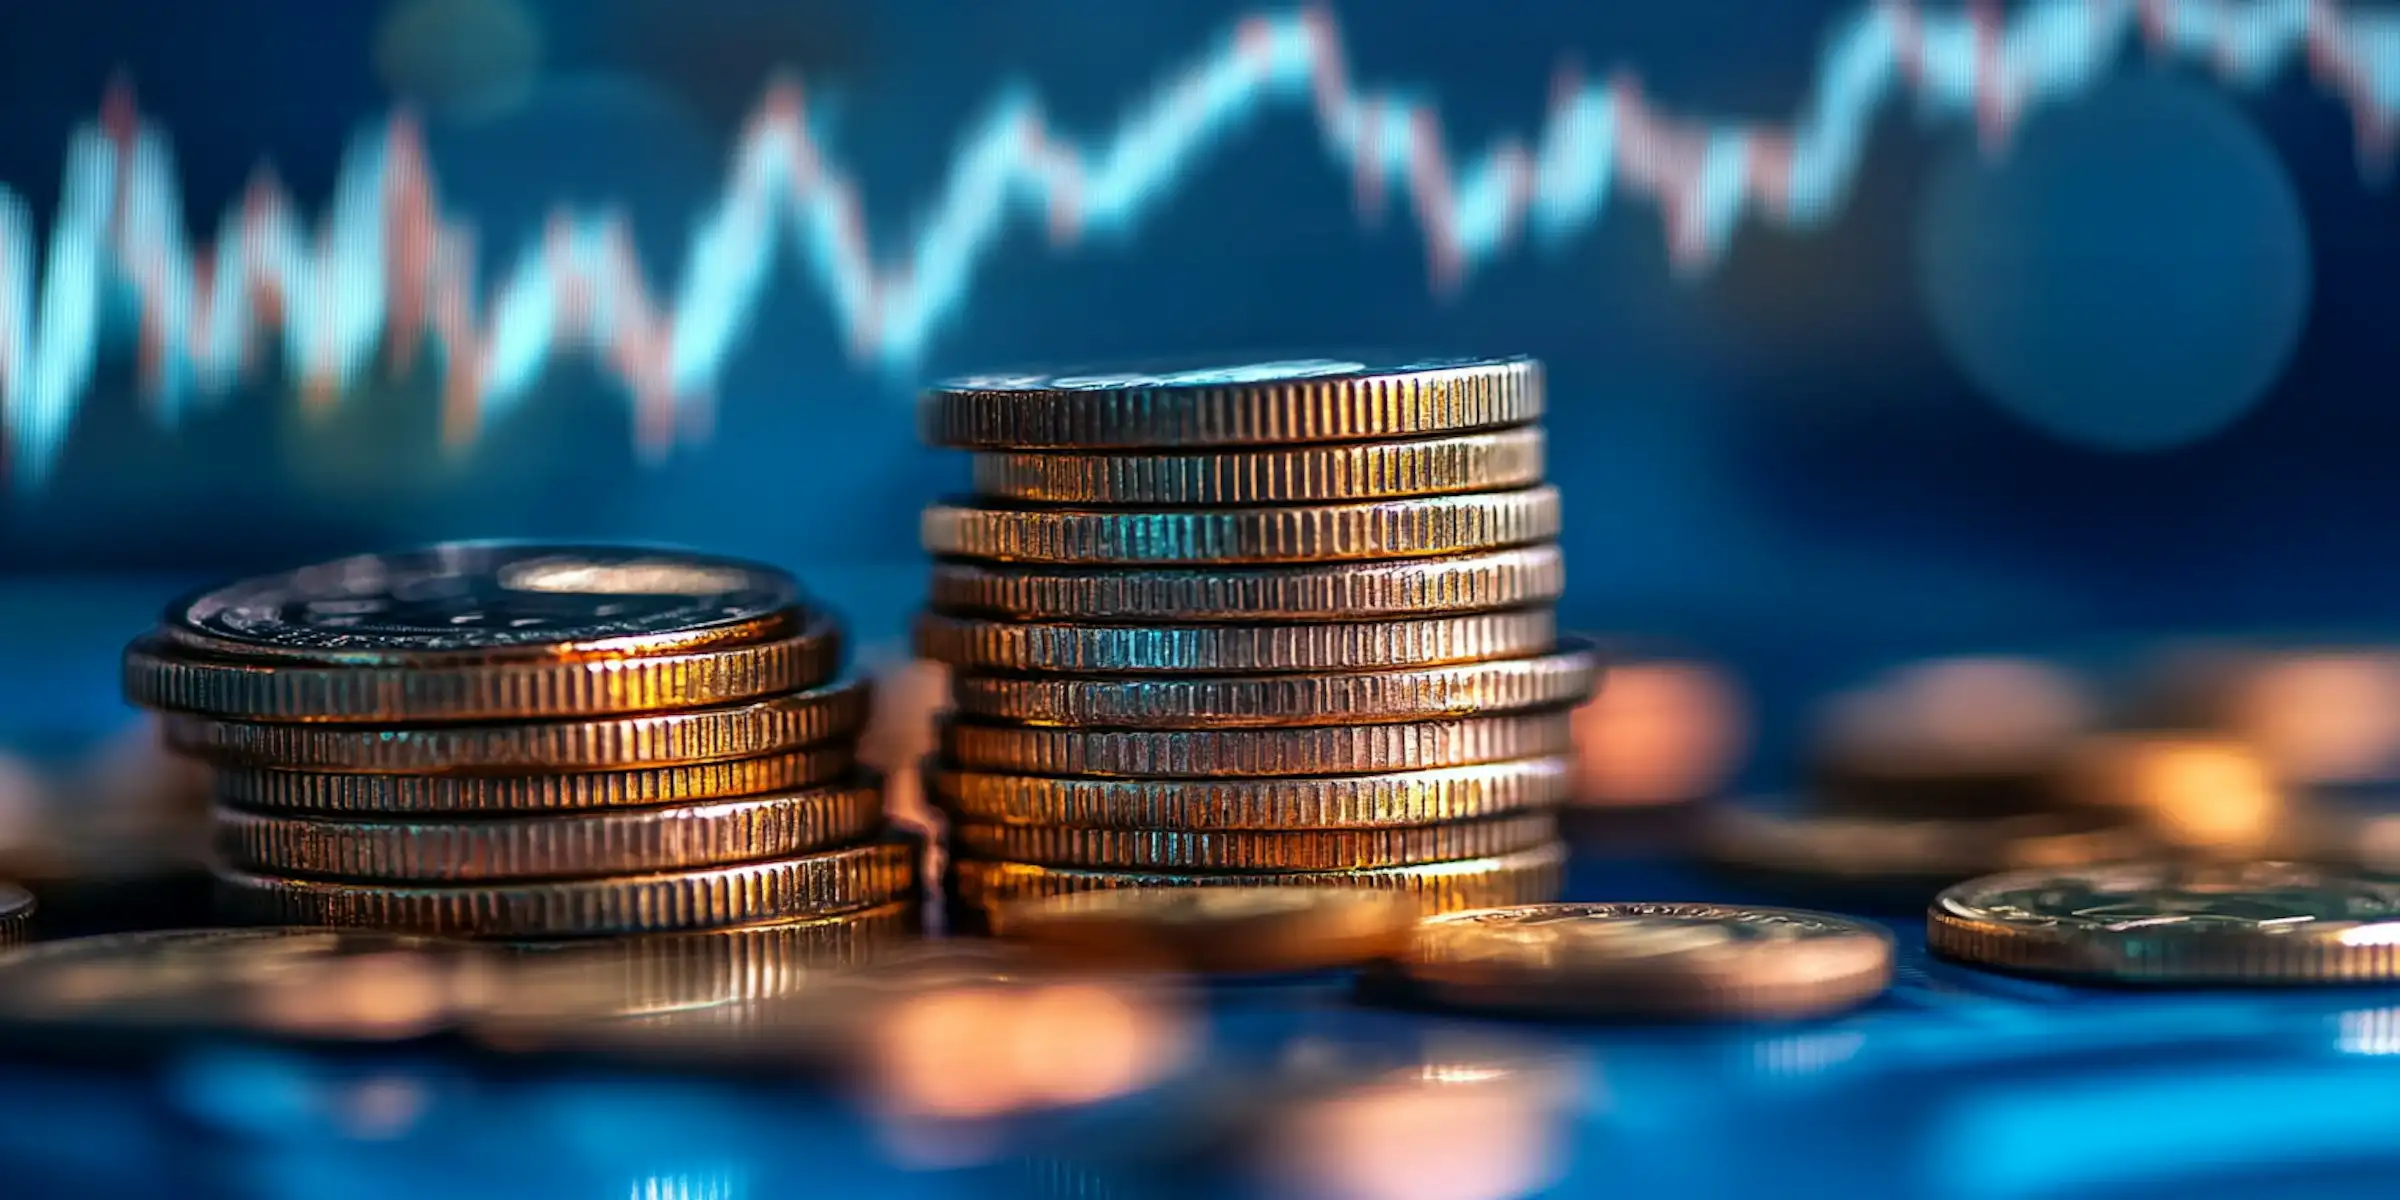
[0,0,2394,488]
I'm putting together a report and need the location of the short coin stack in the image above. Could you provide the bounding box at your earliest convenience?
[122,543,919,941]
[916,357,1591,928]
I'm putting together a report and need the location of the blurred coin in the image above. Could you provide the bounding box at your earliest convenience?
[215,778,885,880]
[923,488,1559,565]
[951,841,1568,925]
[1391,903,1893,1020]
[940,712,1574,777]
[165,681,870,772]
[954,813,1558,872]
[212,744,855,813]
[918,610,1555,675]
[2061,732,2290,858]
[946,642,1599,728]
[1697,802,2149,907]
[923,356,1541,449]
[968,427,1545,505]
[1928,861,2400,983]
[1809,656,2093,818]
[929,758,1574,830]
[927,545,1565,622]
[992,886,1416,974]
[0,883,31,946]
[216,833,920,938]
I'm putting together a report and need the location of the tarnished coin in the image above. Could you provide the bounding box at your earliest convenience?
[950,841,1567,922]
[929,759,1575,830]
[212,744,856,813]
[923,356,1541,449]
[940,712,1574,777]
[215,778,886,881]
[917,610,1555,675]
[0,883,31,947]
[1697,803,2149,907]
[946,641,1600,727]
[1928,861,2400,984]
[927,544,1566,622]
[923,488,1559,565]
[0,927,497,1042]
[216,835,920,938]
[954,813,1556,871]
[1392,903,1893,1020]
[166,681,870,772]
[992,887,1418,974]
[969,428,1545,505]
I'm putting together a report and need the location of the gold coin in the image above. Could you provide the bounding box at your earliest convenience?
[928,758,1575,830]
[1697,803,2149,900]
[126,619,841,724]
[949,841,1567,921]
[0,883,30,948]
[927,545,1566,622]
[992,887,1417,974]
[165,681,870,773]
[921,356,1541,449]
[1393,903,1893,1020]
[495,902,919,1019]
[968,428,1545,505]
[940,711,1574,777]
[214,779,886,881]
[954,813,1557,871]
[916,610,1555,675]
[923,488,1559,565]
[212,745,856,813]
[946,641,1600,728]
[1928,861,2400,984]
[215,834,921,938]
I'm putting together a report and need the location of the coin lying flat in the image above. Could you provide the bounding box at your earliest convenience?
[917,610,1555,675]
[497,901,919,1019]
[0,883,31,947]
[923,488,1559,565]
[954,813,1557,871]
[1398,903,1891,1020]
[926,545,1566,622]
[928,759,1576,830]
[922,357,1542,449]
[1697,803,2149,906]
[215,779,886,881]
[945,642,1600,728]
[992,887,1417,973]
[215,835,920,938]
[949,841,1567,922]
[212,744,857,813]
[940,712,1574,778]
[166,681,870,772]
[1928,861,2400,984]
[968,428,1546,505]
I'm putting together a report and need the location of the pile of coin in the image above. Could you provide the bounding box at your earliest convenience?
[913,357,1591,928]
[120,544,919,940]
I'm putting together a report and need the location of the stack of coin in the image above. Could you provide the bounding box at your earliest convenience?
[121,544,919,940]
[914,357,1589,928]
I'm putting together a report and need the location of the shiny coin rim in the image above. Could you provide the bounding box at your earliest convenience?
[992,886,1418,974]
[916,609,1556,675]
[923,487,1559,565]
[939,710,1574,778]
[928,757,1575,830]
[212,744,857,814]
[0,883,31,948]
[926,544,1566,622]
[492,900,919,1019]
[967,427,1545,505]
[953,812,1558,871]
[950,840,1568,920]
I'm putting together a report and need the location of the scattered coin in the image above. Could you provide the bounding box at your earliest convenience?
[1928,861,2400,984]
[926,545,1566,622]
[950,841,1568,923]
[952,813,1558,871]
[918,610,1555,675]
[0,883,30,947]
[939,712,1575,777]
[1392,902,1894,1019]
[992,886,1418,973]
[968,427,1545,505]
[495,900,919,1020]
[923,488,1559,565]
[927,758,1576,830]
[1697,802,2149,906]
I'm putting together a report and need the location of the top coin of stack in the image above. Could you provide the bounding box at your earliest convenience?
[916,357,1589,927]
[122,543,919,940]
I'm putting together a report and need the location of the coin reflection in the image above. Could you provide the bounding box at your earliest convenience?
[1252,1052,1569,1200]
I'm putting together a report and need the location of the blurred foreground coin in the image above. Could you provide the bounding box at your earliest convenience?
[992,886,1417,974]
[0,883,30,946]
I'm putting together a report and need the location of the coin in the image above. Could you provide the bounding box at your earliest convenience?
[991,887,1417,973]
[0,883,30,947]
[928,758,1575,830]
[1697,803,2149,906]
[215,835,920,938]
[125,618,840,723]
[927,545,1566,622]
[165,680,870,772]
[215,778,886,881]
[939,712,1574,777]
[0,927,498,1042]
[1808,750,2060,819]
[922,356,1541,449]
[949,841,1567,921]
[212,744,857,813]
[923,488,1558,565]
[968,428,1545,505]
[1391,903,1893,1020]
[1927,861,2400,983]
[496,901,919,1019]
[916,610,1555,674]
[953,813,1557,871]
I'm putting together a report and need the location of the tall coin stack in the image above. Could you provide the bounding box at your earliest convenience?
[122,544,919,946]
[916,357,1592,928]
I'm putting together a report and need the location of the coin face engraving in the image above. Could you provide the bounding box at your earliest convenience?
[170,544,800,655]
[1949,864,2400,933]
[1418,903,1876,969]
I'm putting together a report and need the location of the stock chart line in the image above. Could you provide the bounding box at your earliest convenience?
[0,0,2394,487]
